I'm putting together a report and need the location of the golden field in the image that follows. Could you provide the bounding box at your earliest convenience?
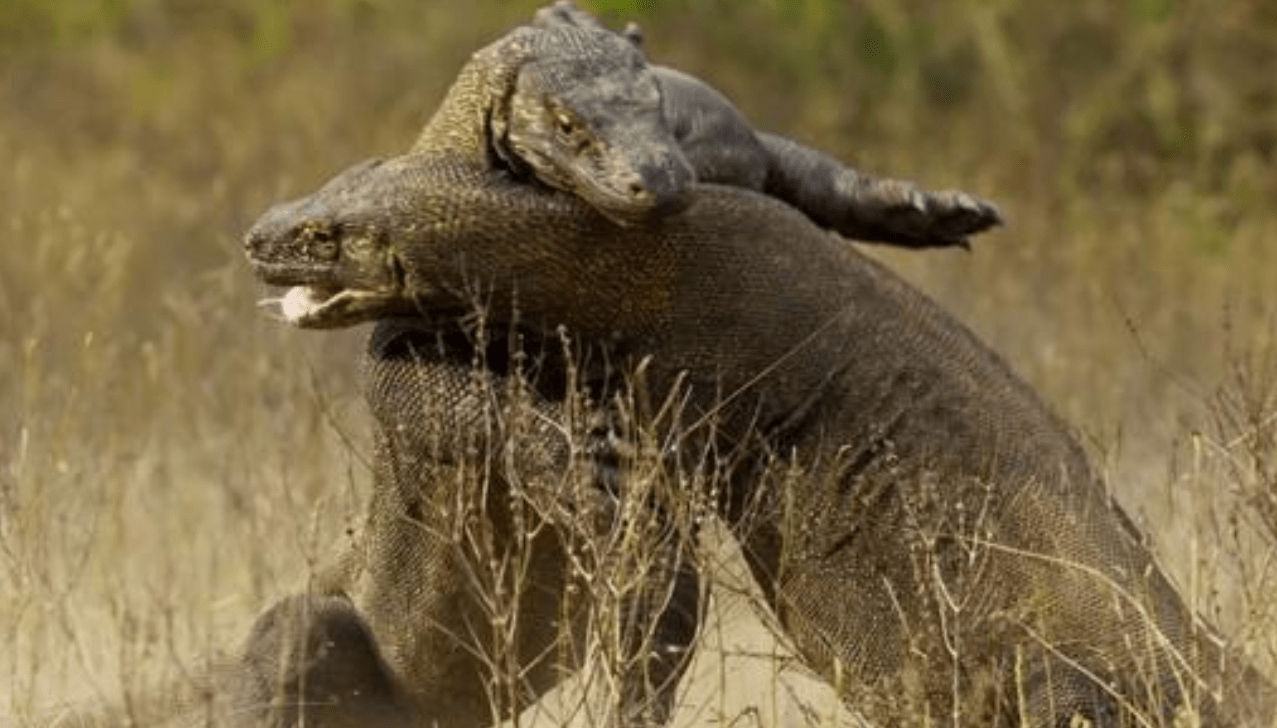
[2,0,1274,724]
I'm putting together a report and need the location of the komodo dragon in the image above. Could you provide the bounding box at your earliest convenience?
[262,32,1003,718]
[245,151,1275,727]
[247,27,1004,719]
[411,15,1001,248]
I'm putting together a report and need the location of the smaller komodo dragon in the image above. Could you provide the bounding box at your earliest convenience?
[245,151,1275,727]
[412,9,1001,249]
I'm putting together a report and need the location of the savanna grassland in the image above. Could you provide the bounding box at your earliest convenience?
[2,0,1275,724]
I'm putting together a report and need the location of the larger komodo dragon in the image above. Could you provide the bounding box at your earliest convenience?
[409,16,1001,249]
[245,151,1276,727]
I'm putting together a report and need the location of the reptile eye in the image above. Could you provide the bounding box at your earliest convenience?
[301,223,335,242]
[556,114,577,136]
[299,223,340,261]
[312,239,339,261]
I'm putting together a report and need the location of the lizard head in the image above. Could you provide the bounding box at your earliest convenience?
[246,150,676,341]
[244,158,419,329]
[500,27,694,227]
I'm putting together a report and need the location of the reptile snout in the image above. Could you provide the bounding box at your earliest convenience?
[245,157,384,265]
[244,197,305,258]
[634,158,693,215]
[243,208,284,261]
[243,201,340,288]
[604,147,694,223]
[246,202,339,262]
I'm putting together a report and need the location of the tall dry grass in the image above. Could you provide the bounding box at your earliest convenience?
[1,0,1274,724]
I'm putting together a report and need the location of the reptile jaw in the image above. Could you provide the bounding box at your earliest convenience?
[258,285,411,329]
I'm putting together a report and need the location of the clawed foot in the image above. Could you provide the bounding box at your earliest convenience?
[859,178,1003,250]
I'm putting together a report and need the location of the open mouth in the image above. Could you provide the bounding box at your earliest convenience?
[258,285,413,329]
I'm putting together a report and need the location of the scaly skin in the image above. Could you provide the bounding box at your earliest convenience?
[411,22,694,225]
[251,166,703,727]
[232,593,418,728]
[530,0,1002,248]
[245,150,1275,727]
[415,5,1000,246]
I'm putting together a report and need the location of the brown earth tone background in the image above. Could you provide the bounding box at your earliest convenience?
[2,1,1275,724]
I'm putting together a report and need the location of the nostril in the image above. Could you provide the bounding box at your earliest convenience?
[627,180,651,200]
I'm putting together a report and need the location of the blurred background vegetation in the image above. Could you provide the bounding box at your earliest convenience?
[2,0,1275,719]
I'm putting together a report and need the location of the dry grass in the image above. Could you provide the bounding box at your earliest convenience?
[1,0,1274,725]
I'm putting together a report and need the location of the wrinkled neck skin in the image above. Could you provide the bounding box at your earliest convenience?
[412,25,639,166]
[411,26,537,161]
